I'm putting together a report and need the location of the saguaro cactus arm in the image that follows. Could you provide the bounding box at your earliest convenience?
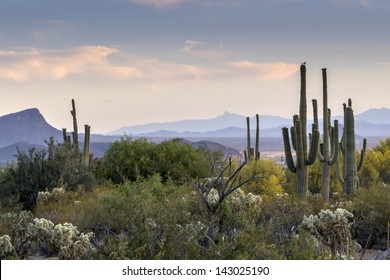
[328,120,339,165]
[307,123,320,165]
[282,127,296,173]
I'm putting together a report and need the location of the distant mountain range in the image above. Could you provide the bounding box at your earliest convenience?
[108,108,390,138]
[108,111,291,135]
[1,107,390,165]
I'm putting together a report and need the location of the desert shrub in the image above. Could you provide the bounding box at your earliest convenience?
[350,183,390,249]
[0,211,95,259]
[35,181,116,230]
[0,140,96,211]
[85,175,209,259]
[97,137,213,184]
[240,159,285,197]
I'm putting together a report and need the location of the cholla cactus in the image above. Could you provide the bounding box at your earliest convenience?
[53,222,95,260]
[228,189,262,210]
[0,235,14,258]
[0,211,94,259]
[301,208,353,259]
[206,188,220,207]
[37,187,66,203]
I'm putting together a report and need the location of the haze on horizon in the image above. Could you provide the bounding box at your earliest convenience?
[1,0,389,133]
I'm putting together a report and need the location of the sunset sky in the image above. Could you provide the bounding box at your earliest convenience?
[1,0,389,133]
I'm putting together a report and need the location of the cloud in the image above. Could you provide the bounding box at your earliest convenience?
[181,40,225,59]
[130,0,184,8]
[227,61,299,80]
[0,46,142,82]
[0,45,297,85]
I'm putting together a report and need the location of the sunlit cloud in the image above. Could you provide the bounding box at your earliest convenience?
[181,40,225,59]
[0,46,299,85]
[0,46,142,82]
[227,61,299,80]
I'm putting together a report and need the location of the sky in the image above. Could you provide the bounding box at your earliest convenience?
[0,0,389,133]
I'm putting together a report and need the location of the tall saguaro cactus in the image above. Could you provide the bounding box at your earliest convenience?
[83,124,91,168]
[255,114,260,160]
[336,99,367,195]
[244,114,260,162]
[317,68,339,202]
[282,63,320,198]
[71,99,79,148]
[245,117,252,162]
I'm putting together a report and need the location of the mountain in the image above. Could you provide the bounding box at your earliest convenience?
[108,111,291,135]
[0,108,63,148]
[355,108,390,125]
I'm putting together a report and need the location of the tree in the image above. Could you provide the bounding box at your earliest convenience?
[97,137,215,184]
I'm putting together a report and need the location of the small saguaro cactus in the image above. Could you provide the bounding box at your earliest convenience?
[317,68,339,202]
[282,63,320,199]
[336,99,367,195]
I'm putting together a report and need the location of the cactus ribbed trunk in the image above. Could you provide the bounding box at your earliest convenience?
[255,114,260,160]
[321,68,331,201]
[344,106,357,194]
[337,99,366,195]
[246,117,251,162]
[282,63,320,199]
[299,64,308,192]
[83,124,91,168]
[71,99,79,149]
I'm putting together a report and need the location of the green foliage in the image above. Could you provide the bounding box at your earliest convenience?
[307,159,342,196]
[97,137,213,184]
[0,139,96,210]
[371,138,390,184]
[241,159,285,197]
[351,183,390,249]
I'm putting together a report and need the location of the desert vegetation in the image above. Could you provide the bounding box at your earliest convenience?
[1,66,390,260]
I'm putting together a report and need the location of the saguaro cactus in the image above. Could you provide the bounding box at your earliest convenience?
[245,117,252,162]
[282,63,320,198]
[244,114,260,162]
[336,99,367,195]
[71,99,79,148]
[317,68,339,202]
[255,114,260,160]
[83,125,91,168]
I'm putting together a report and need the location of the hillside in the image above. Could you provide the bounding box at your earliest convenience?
[0,108,63,148]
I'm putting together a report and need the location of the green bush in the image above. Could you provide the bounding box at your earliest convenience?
[97,137,213,184]
[351,183,390,249]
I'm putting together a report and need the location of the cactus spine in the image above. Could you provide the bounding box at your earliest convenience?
[282,63,320,198]
[336,99,367,195]
[317,68,339,202]
[244,114,260,162]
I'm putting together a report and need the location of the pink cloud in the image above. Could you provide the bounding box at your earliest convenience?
[227,60,299,80]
